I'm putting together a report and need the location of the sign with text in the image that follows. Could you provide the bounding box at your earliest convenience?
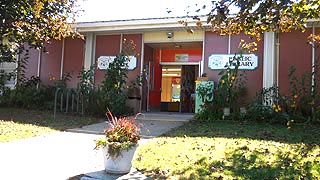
[208,54,258,70]
[97,56,137,70]
[175,54,188,62]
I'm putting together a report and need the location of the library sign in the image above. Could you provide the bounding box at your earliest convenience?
[208,54,258,70]
[97,56,137,70]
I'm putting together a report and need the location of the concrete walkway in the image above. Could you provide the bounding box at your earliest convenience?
[0,113,192,180]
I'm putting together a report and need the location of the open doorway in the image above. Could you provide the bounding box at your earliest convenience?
[160,65,198,113]
[160,65,181,112]
[144,41,203,113]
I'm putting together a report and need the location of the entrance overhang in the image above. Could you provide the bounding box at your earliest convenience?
[160,62,200,66]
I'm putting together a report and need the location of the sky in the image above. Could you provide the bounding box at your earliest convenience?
[75,0,212,22]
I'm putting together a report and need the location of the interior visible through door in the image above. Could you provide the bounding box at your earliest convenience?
[160,65,181,112]
[160,65,198,113]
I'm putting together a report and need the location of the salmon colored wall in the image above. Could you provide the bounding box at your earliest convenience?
[161,49,202,62]
[204,32,228,80]
[204,31,264,100]
[279,29,313,95]
[94,34,142,87]
[24,47,39,79]
[63,37,85,88]
[230,34,264,100]
[94,35,121,86]
[40,40,62,85]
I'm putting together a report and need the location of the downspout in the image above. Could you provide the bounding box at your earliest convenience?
[37,49,42,88]
[200,32,205,76]
[159,49,162,63]
[15,54,19,88]
[60,38,65,79]
[37,49,42,77]
[140,34,145,112]
[120,33,123,52]
[276,31,280,87]
[92,34,96,84]
[312,24,316,114]
[312,24,315,93]
[228,34,231,54]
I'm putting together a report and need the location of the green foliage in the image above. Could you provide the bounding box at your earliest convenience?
[268,65,320,124]
[0,79,55,110]
[194,106,222,121]
[100,52,131,116]
[0,52,72,110]
[0,0,81,62]
[245,67,320,125]
[285,65,320,122]
[54,72,72,90]
[183,1,320,40]
[95,109,140,158]
[216,52,247,108]
[194,52,247,121]
[77,66,94,97]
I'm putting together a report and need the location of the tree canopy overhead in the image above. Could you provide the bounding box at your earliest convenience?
[180,0,320,40]
[0,0,81,62]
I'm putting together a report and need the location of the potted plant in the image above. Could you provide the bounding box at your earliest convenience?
[196,73,209,81]
[94,109,141,174]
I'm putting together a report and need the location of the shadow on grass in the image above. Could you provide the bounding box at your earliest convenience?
[0,108,104,131]
[175,145,319,180]
[162,120,320,145]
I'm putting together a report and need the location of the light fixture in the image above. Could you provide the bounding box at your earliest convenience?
[162,68,181,72]
[167,32,174,39]
[162,73,180,77]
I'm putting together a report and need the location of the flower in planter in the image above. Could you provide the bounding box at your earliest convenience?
[94,108,141,158]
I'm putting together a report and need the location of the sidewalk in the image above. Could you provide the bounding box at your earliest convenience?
[0,113,192,180]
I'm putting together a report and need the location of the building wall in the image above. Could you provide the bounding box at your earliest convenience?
[24,48,40,79]
[279,29,313,95]
[94,34,142,86]
[94,35,121,86]
[21,27,320,110]
[40,40,62,85]
[204,32,264,100]
[63,37,85,88]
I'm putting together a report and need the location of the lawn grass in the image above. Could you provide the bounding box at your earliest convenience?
[133,120,320,179]
[0,108,103,142]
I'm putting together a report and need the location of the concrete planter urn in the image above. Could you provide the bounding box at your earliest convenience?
[102,144,138,174]
[94,109,141,174]
[223,107,231,119]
